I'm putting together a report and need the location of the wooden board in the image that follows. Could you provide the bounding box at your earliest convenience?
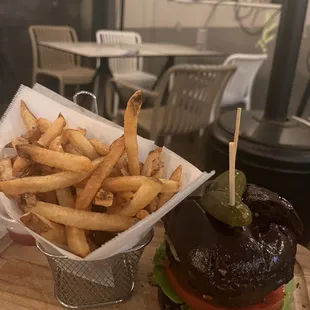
[0,224,308,310]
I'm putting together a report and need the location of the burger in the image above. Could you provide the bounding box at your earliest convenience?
[153,170,303,310]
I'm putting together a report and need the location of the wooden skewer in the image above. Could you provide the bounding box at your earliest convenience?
[233,108,242,157]
[229,142,236,206]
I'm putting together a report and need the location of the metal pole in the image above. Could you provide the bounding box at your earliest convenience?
[263,0,308,122]
[120,0,125,30]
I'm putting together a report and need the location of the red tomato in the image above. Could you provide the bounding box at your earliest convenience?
[164,261,284,310]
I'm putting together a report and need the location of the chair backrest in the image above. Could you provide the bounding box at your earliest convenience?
[96,30,142,75]
[222,53,267,103]
[29,25,79,71]
[150,64,236,137]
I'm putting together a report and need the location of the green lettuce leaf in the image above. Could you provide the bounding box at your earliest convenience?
[281,279,295,310]
[153,243,184,304]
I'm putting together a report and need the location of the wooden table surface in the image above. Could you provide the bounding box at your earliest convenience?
[0,224,308,310]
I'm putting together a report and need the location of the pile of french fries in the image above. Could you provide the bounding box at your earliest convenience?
[0,90,182,258]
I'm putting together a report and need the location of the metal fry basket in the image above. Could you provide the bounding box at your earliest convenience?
[37,230,154,309]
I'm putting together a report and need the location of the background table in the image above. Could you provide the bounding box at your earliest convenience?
[0,223,308,310]
[39,42,224,116]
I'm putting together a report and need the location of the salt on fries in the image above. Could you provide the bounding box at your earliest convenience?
[0,92,182,257]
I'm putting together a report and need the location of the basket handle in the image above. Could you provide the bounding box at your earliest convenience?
[73,91,99,115]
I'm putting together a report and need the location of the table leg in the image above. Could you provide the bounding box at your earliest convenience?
[92,58,112,117]
[151,56,175,90]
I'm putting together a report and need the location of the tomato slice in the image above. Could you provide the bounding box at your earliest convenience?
[164,260,284,310]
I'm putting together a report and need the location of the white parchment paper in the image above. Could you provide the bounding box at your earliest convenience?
[0,85,214,261]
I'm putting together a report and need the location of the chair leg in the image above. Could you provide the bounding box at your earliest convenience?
[245,98,251,111]
[163,135,172,148]
[59,80,65,96]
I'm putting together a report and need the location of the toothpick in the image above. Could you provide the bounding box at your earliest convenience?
[229,142,236,206]
[233,108,242,157]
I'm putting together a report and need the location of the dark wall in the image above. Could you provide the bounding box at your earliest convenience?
[0,0,84,113]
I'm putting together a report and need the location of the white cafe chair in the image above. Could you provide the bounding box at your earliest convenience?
[29,25,96,96]
[106,64,236,147]
[221,53,267,111]
[96,30,157,89]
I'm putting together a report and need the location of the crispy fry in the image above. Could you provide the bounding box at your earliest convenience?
[141,148,162,176]
[136,209,149,220]
[119,178,163,217]
[20,212,66,245]
[88,139,109,156]
[77,127,86,136]
[49,136,63,152]
[93,189,114,207]
[147,195,159,213]
[75,136,125,210]
[37,114,66,147]
[0,170,88,195]
[63,143,82,156]
[56,187,90,258]
[37,118,52,133]
[20,100,36,130]
[124,90,142,175]
[102,176,180,193]
[30,201,136,232]
[12,157,32,177]
[62,129,98,160]
[22,126,42,142]
[158,165,183,209]
[37,191,58,204]
[116,153,129,176]
[17,144,92,172]
[11,137,28,150]
[0,158,14,181]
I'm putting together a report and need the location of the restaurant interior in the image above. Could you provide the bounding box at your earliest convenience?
[0,0,309,309]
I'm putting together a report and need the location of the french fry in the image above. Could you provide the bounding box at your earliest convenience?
[62,129,98,160]
[37,191,58,204]
[20,100,36,130]
[56,187,90,258]
[30,201,136,232]
[158,165,183,209]
[73,156,105,188]
[37,113,66,147]
[88,139,109,156]
[93,189,114,207]
[12,157,32,177]
[17,144,93,172]
[136,209,149,220]
[0,170,89,195]
[49,136,63,152]
[77,127,86,136]
[37,118,52,133]
[63,143,83,156]
[119,178,163,217]
[124,90,142,175]
[102,176,180,193]
[141,148,162,176]
[0,158,14,181]
[22,126,42,142]
[147,195,159,213]
[75,136,125,210]
[20,212,66,245]
[11,137,28,149]
[116,153,129,176]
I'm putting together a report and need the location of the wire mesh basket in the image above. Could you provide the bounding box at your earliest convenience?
[37,229,154,309]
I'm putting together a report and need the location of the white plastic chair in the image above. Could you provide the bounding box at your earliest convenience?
[221,53,267,111]
[106,64,236,146]
[96,30,157,89]
[29,25,96,96]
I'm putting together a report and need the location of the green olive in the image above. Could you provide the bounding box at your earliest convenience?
[199,170,252,227]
